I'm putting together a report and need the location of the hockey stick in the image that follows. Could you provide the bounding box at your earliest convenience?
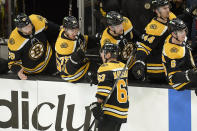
[68,0,72,16]
[88,49,136,131]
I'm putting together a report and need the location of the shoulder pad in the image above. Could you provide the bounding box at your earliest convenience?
[8,28,27,51]
[145,19,168,36]
[123,17,133,35]
[98,62,125,73]
[55,30,76,55]
[29,14,46,33]
[163,35,185,59]
[100,28,119,48]
[169,12,176,20]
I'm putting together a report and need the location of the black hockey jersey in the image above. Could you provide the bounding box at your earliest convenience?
[8,14,58,74]
[136,12,176,80]
[96,61,129,123]
[100,17,135,70]
[162,35,195,90]
[55,29,90,82]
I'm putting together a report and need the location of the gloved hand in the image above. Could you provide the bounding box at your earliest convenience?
[70,49,85,64]
[185,68,197,82]
[132,61,146,81]
[90,102,103,120]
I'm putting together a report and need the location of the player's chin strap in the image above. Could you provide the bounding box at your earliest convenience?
[88,48,134,131]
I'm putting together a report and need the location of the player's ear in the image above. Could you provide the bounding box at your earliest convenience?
[106,52,111,59]
[171,31,176,38]
[155,9,160,17]
[109,26,113,31]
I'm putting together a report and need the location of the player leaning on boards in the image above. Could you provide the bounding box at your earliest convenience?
[132,0,197,82]
[8,13,60,80]
[90,42,129,131]
[162,18,197,91]
[100,11,141,80]
[55,16,99,83]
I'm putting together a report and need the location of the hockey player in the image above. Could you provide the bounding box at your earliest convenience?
[132,0,197,82]
[90,42,129,131]
[100,11,140,79]
[132,0,176,82]
[8,13,60,80]
[162,18,197,90]
[55,16,99,83]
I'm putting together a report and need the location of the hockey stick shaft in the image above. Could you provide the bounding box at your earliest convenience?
[88,51,135,131]
[69,0,72,16]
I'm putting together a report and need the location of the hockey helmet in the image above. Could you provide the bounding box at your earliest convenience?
[63,16,79,29]
[14,13,31,28]
[168,18,187,33]
[106,11,124,26]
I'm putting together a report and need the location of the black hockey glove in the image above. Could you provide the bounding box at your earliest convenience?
[132,60,146,81]
[90,102,103,120]
[70,49,85,64]
[185,69,197,82]
[172,69,197,83]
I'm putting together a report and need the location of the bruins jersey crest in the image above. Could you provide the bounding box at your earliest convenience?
[170,47,178,53]
[150,24,157,29]
[60,42,68,48]
[29,42,44,60]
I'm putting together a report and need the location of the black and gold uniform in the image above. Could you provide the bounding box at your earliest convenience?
[162,35,196,90]
[96,61,129,123]
[135,12,176,81]
[100,16,136,70]
[8,14,60,75]
[55,30,90,82]
[55,16,99,83]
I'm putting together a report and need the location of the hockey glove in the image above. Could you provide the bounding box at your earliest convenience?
[70,49,85,64]
[90,102,103,120]
[172,69,197,83]
[132,60,146,81]
[185,69,197,82]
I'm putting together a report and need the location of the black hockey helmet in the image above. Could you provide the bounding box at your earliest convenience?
[168,18,188,33]
[63,16,79,29]
[106,11,124,26]
[101,42,119,58]
[151,0,169,9]
[14,13,31,28]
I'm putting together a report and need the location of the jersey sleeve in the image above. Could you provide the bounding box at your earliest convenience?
[136,34,160,61]
[8,48,22,73]
[96,70,113,101]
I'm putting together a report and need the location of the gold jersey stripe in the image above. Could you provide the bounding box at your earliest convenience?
[174,82,190,90]
[104,111,127,119]
[98,86,112,90]
[104,104,128,112]
[147,70,165,73]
